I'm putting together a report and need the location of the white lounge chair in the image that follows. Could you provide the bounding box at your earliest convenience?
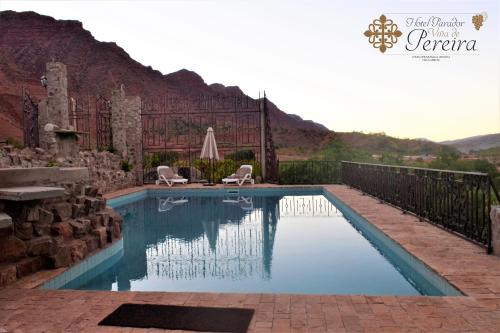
[158,197,189,212]
[222,165,254,186]
[155,166,188,187]
[222,196,254,211]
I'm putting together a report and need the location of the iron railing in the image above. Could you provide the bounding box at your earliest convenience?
[141,92,277,184]
[69,95,113,151]
[278,160,341,185]
[341,161,499,253]
[141,93,264,182]
[22,88,39,148]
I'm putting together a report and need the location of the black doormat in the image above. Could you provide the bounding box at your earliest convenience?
[98,303,254,333]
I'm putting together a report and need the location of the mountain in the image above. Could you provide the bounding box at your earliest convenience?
[441,133,500,153]
[0,10,330,152]
[335,132,448,155]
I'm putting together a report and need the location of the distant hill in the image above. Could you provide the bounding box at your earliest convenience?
[279,132,453,162]
[336,132,449,156]
[441,133,500,153]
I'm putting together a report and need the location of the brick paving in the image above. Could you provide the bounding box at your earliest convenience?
[1,184,500,332]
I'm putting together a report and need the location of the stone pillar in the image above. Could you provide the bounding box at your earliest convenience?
[111,86,127,155]
[111,86,143,184]
[38,62,78,156]
[45,62,69,128]
[490,206,500,256]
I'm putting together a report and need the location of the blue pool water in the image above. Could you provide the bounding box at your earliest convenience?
[50,188,461,296]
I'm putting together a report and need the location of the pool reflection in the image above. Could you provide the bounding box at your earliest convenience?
[76,195,340,292]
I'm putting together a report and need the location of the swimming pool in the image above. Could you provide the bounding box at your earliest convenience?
[43,188,461,296]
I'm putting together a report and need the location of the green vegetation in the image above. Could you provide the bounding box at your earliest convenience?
[225,150,255,162]
[313,140,374,163]
[426,150,496,174]
[121,160,133,172]
[5,137,24,149]
[143,151,179,169]
[193,158,261,183]
[311,137,500,194]
[46,159,58,167]
[278,161,340,184]
[98,144,116,154]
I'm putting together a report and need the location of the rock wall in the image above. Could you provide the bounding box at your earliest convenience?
[490,206,500,257]
[0,174,123,287]
[0,147,137,193]
[111,86,143,184]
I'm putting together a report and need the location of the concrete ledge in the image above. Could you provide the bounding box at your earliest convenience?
[0,212,13,231]
[58,168,89,183]
[0,186,65,201]
[0,167,89,188]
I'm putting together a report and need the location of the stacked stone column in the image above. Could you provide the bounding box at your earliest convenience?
[38,62,78,156]
[111,86,143,184]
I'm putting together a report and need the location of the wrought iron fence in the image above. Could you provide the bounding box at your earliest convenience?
[341,161,499,253]
[141,93,262,166]
[69,96,92,150]
[278,160,341,185]
[95,96,113,150]
[69,95,112,150]
[141,92,277,184]
[22,89,40,148]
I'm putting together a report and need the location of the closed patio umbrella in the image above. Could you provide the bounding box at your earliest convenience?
[200,127,219,185]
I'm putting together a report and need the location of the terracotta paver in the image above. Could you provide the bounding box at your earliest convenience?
[1,184,500,332]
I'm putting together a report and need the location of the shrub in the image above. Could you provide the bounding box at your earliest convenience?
[121,160,133,172]
[278,161,340,184]
[193,158,261,183]
[225,150,255,162]
[144,151,179,169]
[98,144,116,154]
[46,159,58,167]
[5,137,24,149]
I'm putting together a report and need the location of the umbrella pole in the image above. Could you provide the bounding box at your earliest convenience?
[209,158,212,184]
[204,158,214,186]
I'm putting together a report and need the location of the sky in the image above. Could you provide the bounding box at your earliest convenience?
[1,0,499,141]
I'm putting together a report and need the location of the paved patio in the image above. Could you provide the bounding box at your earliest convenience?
[1,184,500,332]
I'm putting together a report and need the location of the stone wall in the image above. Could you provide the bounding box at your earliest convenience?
[490,206,500,257]
[0,147,137,194]
[111,86,143,184]
[0,169,123,287]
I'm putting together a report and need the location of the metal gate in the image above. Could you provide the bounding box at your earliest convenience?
[141,93,269,183]
[22,88,39,148]
[96,96,112,150]
[69,96,91,150]
[69,95,112,150]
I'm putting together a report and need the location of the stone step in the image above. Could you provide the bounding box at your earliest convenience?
[0,186,65,201]
[0,212,13,236]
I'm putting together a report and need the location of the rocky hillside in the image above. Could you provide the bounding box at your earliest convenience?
[0,10,330,150]
[337,132,448,155]
[441,133,500,153]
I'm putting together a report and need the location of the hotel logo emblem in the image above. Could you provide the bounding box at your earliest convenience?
[363,15,402,53]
